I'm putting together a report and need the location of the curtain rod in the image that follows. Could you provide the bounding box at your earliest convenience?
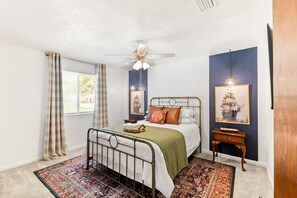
[45,52,98,66]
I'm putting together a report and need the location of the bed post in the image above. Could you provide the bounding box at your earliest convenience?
[198,97,202,153]
[86,128,92,170]
[152,153,156,198]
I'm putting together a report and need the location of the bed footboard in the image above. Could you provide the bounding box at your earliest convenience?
[86,128,156,198]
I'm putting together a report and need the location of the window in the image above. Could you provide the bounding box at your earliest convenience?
[62,71,95,114]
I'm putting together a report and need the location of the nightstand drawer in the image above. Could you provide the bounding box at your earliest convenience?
[214,134,243,144]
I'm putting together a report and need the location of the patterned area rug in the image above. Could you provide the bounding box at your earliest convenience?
[34,156,235,198]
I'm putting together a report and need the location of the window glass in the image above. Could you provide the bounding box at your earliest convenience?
[62,71,95,114]
[79,75,95,112]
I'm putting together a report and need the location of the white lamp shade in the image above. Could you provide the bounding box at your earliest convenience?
[132,61,142,70]
[142,62,150,70]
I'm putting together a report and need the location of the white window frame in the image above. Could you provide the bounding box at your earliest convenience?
[62,70,95,116]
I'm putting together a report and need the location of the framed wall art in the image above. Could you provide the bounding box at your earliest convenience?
[130,90,145,115]
[215,84,250,125]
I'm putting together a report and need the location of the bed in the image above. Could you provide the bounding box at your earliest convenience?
[86,96,202,197]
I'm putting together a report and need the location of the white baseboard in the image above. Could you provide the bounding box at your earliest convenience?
[0,144,86,172]
[200,149,267,167]
[68,144,86,151]
[0,156,43,172]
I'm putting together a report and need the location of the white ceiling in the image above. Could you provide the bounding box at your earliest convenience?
[0,0,271,67]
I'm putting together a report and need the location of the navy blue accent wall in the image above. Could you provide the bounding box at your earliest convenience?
[209,47,258,161]
[129,69,148,120]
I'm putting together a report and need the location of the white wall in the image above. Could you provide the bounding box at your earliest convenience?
[257,42,274,186]
[0,42,47,170]
[266,0,274,187]
[106,66,129,125]
[0,42,128,171]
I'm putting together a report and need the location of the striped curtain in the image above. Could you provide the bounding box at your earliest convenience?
[93,64,109,128]
[44,52,68,161]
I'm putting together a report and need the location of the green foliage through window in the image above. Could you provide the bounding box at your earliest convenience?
[63,71,95,114]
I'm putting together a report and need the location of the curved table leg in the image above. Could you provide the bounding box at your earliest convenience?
[241,146,246,171]
[212,141,216,162]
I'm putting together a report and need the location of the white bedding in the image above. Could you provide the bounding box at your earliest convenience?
[85,121,200,197]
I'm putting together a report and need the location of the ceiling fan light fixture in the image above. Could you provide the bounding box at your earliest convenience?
[142,62,150,70]
[105,41,175,70]
[133,60,142,70]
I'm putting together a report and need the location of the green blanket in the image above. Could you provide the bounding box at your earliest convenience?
[103,125,188,179]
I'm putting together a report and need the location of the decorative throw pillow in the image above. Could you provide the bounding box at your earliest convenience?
[150,109,168,124]
[164,107,181,125]
[146,105,163,121]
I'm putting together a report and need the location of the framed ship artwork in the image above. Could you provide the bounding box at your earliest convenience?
[130,90,145,115]
[215,84,250,125]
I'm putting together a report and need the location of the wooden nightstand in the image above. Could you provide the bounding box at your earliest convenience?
[212,128,247,171]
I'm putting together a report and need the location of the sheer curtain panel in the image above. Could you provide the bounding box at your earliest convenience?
[93,64,109,128]
[44,52,68,161]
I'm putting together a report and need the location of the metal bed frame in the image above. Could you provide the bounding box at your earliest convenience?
[86,96,202,197]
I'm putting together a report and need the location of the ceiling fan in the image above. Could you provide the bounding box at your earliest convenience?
[105,41,175,70]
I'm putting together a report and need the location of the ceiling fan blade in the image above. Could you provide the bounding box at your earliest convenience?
[121,59,136,66]
[121,60,137,70]
[137,43,147,57]
[121,65,134,71]
[105,54,135,58]
[146,53,175,59]
[122,60,137,67]
[145,60,156,66]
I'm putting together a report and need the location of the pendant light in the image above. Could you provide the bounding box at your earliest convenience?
[225,50,235,86]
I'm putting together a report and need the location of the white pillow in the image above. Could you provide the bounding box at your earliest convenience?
[179,109,195,118]
[178,117,197,124]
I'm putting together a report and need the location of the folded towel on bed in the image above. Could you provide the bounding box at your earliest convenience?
[122,123,143,130]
